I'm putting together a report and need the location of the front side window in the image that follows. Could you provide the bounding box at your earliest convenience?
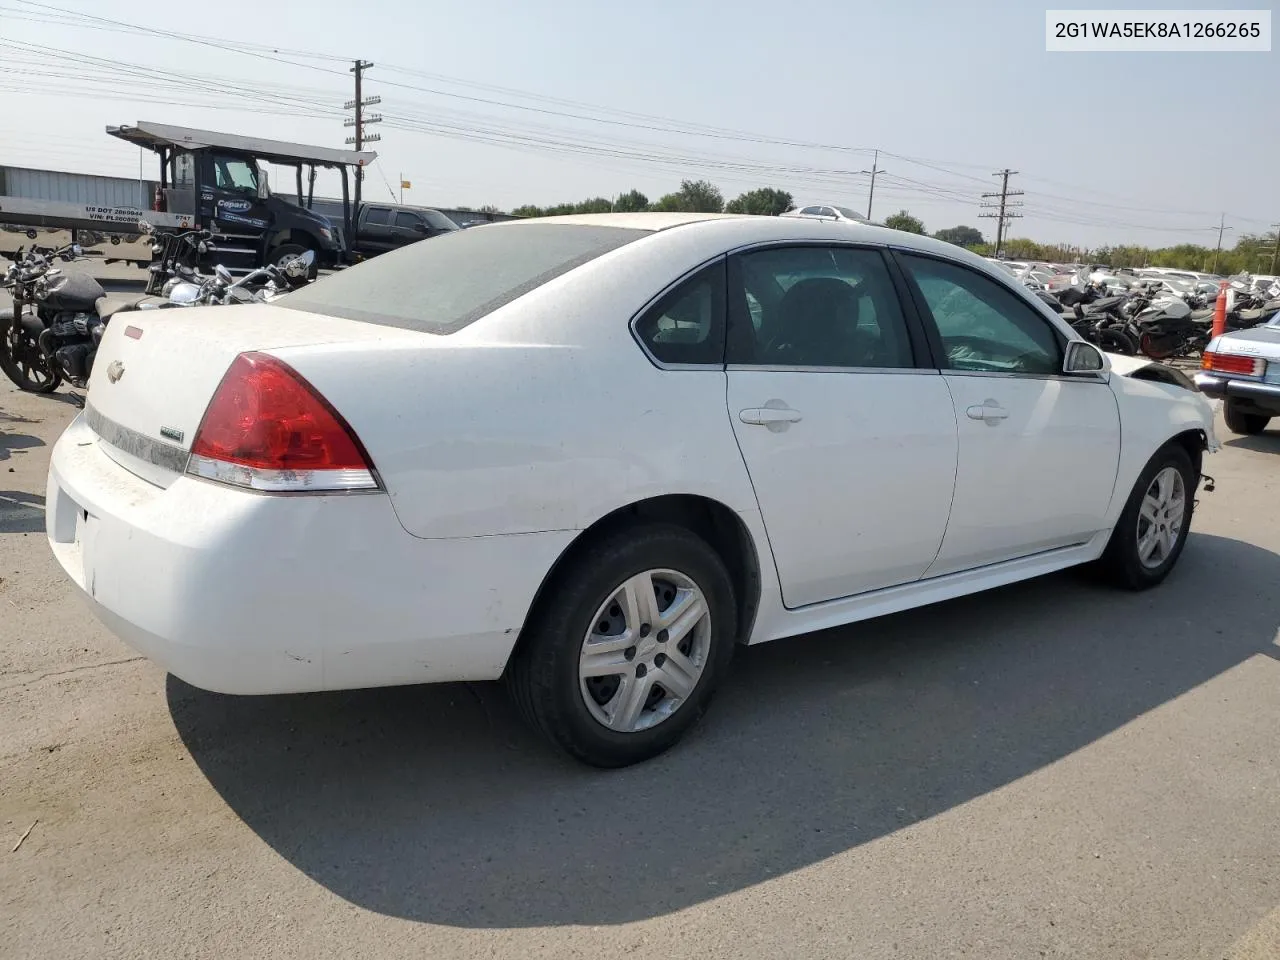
[394,211,421,229]
[424,210,459,231]
[899,253,1062,375]
[633,260,725,366]
[730,246,914,369]
[212,156,258,194]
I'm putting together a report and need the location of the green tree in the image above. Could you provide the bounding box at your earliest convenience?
[478,204,502,215]
[613,189,649,212]
[573,197,613,214]
[934,225,984,248]
[510,205,543,218]
[652,179,724,213]
[724,187,794,216]
[883,209,926,235]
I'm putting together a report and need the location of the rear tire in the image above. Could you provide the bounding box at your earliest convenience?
[1095,444,1196,590]
[1224,401,1270,436]
[505,523,737,768]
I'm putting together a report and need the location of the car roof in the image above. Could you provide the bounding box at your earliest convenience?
[494,211,978,259]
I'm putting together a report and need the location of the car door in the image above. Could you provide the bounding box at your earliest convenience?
[894,251,1121,577]
[725,244,959,608]
[392,210,429,246]
[203,154,270,234]
[361,206,394,253]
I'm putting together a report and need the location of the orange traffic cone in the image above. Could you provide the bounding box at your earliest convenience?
[1211,280,1229,338]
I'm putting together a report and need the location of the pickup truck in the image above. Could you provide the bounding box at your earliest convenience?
[310,201,460,258]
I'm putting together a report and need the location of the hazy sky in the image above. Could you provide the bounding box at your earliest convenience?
[1,0,1276,248]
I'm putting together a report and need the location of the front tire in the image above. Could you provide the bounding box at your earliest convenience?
[1224,401,1270,436]
[1096,444,1196,590]
[0,312,61,394]
[506,523,737,768]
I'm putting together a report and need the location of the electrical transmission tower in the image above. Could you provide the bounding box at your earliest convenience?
[979,169,1023,257]
[344,59,381,210]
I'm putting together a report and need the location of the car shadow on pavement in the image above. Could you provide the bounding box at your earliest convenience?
[168,532,1280,929]
[0,431,45,462]
[0,490,45,534]
[1223,431,1280,454]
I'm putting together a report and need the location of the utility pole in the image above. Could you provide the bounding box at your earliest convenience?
[1268,222,1279,274]
[979,169,1023,257]
[859,150,885,221]
[344,59,381,212]
[1211,213,1232,274]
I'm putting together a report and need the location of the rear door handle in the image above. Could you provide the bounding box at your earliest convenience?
[739,406,803,426]
[966,400,1009,423]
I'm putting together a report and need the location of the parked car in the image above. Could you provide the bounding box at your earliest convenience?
[780,204,870,223]
[44,213,1218,768]
[1195,313,1280,434]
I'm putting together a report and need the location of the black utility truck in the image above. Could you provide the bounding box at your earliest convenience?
[107,122,375,283]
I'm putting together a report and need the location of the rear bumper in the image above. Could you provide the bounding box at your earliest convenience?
[46,414,574,695]
[1194,373,1280,412]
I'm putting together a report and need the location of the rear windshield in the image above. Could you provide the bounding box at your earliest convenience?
[278,223,648,335]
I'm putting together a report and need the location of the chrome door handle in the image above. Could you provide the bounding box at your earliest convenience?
[740,407,803,425]
[966,400,1009,423]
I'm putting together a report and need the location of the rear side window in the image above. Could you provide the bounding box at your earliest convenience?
[633,260,726,367]
[365,207,390,225]
[278,224,648,335]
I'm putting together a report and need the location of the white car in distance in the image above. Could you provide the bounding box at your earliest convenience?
[780,204,871,224]
[45,213,1219,767]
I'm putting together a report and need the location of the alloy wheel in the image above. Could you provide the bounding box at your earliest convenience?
[1136,466,1186,569]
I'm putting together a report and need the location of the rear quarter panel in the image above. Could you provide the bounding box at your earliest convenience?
[270,228,762,540]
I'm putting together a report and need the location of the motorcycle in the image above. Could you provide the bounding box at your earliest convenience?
[1,243,88,393]
[1134,297,1209,360]
[1,234,314,393]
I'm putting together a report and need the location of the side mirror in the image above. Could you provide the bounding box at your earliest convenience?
[1064,339,1108,375]
[214,264,234,284]
[257,169,269,200]
[412,221,428,234]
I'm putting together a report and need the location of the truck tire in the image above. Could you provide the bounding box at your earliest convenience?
[268,243,318,279]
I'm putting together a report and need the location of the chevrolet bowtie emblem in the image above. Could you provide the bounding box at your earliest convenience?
[106,360,125,384]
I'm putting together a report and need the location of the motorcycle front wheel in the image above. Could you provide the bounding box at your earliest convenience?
[0,311,62,393]
[1097,328,1138,355]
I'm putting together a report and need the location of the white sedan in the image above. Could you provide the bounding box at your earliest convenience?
[46,213,1218,767]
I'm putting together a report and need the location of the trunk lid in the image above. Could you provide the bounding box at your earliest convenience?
[85,303,423,484]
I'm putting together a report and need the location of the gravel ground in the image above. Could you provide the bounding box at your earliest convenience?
[1,379,1278,960]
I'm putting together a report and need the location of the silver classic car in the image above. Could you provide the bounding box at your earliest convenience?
[1196,315,1280,435]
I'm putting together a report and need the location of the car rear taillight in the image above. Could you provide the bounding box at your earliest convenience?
[1201,351,1263,377]
[187,352,379,492]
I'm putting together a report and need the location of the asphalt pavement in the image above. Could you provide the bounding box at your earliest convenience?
[1,378,1278,960]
